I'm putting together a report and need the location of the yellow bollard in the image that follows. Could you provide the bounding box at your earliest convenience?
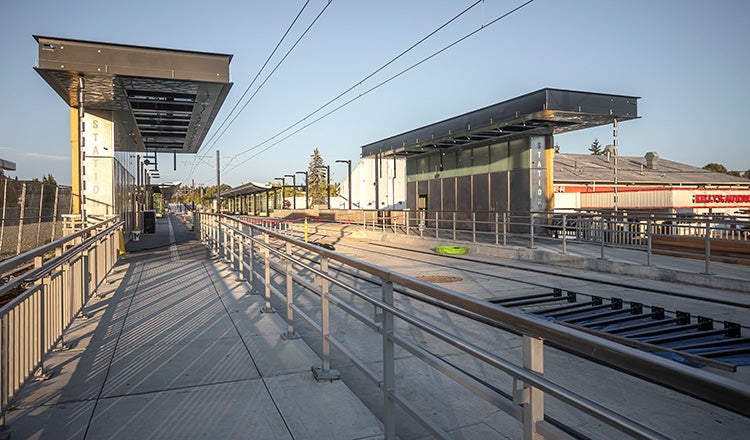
[304,217,309,243]
[118,228,126,255]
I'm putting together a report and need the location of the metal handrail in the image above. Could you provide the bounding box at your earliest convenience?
[0,217,122,423]
[203,213,750,439]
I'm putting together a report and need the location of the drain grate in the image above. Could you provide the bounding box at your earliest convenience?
[490,289,749,370]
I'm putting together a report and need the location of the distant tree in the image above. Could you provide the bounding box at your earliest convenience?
[588,138,602,155]
[744,170,750,180]
[307,148,327,206]
[554,144,561,153]
[42,173,57,186]
[703,163,728,173]
[727,170,741,177]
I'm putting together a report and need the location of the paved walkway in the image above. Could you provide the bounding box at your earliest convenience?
[6,215,383,440]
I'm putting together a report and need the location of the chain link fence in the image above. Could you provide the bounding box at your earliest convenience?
[0,176,72,261]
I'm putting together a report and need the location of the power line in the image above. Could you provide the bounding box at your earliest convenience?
[200,0,313,154]
[222,0,535,179]
[228,0,483,162]
[208,1,333,152]
[187,0,323,183]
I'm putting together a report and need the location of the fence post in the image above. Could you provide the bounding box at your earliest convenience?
[36,183,45,249]
[281,241,299,340]
[562,213,567,255]
[16,183,27,255]
[381,279,396,439]
[312,255,340,381]
[405,211,410,236]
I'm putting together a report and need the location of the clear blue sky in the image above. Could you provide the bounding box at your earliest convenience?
[1,0,748,187]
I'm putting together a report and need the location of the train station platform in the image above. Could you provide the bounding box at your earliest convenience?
[4,215,383,439]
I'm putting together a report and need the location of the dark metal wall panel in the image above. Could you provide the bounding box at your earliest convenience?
[455,175,472,228]
[509,169,531,232]
[489,171,509,212]
[442,177,456,211]
[407,181,417,211]
[428,179,442,213]
[472,174,491,231]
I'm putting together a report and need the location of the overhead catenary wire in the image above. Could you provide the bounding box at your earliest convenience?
[206,0,333,158]
[226,0,484,161]
[221,0,535,179]
[186,0,329,183]
[200,0,313,154]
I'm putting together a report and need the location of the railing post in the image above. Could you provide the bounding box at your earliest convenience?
[646,218,653,266]
[261,233,275,314]
[435,211,439,239]
[381,279,396,439]
[503,212,508,246]
[405,211,410,236]
[562,213,567,255]
[453,212,457,241]
[521,335,545,440]
[600,216,606,260]
[495,212,499,245]
[312,255,340,381]
[236,229,244,282]
[704,218,712,274]
[529,213,535,249]
[281,241,299,340]
[229,227,236,268]
[472,212,477,243]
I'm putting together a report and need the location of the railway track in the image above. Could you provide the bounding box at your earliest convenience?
[315,238,750,372]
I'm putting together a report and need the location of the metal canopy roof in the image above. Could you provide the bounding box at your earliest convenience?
[361,88,639,158]
[34,35,233,154]
[220,182,273,198]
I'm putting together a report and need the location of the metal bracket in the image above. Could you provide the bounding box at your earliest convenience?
[75,310,89,320]
[33,366,53,382]
[246,289,259,296]
[374,306,384,323]
[260,307,276,314]
[281,331,301,340]
[311,366,341,382]
[512,378,530,404]
[55,340,72,352]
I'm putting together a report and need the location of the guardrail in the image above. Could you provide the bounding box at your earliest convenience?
[256,209,750,269]
[200,212,750,440]
[0,217,122,424]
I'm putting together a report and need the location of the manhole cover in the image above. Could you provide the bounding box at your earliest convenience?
[417,275,463,283]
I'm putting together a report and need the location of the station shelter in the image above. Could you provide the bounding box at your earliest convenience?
[359,88,639,229]
[34,36,232,235]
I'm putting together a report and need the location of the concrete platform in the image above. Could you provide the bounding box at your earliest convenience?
[5,215,383,440]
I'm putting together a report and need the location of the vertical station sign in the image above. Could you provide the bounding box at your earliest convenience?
[529,135,548,212]
[82,112,114,217]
